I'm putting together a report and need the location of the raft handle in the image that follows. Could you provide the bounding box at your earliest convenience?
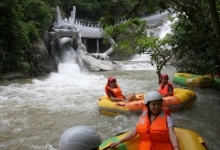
[117,103,126,106]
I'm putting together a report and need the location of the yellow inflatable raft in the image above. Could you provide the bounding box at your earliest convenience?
[173,73,213,88]
[98,88,197,116]
[99,127,208,150]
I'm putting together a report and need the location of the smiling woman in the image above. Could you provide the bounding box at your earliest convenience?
[108,91,180,150]
[99,127,207,150]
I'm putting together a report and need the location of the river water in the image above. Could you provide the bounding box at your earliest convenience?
[1,17,220,150]
[0,56,220,150]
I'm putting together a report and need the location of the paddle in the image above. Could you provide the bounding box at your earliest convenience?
[116,103,126,106]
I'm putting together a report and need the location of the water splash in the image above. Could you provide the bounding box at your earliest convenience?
[159,13,177,39]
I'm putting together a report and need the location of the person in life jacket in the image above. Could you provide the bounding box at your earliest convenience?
[105,76,138,102]
[59,126,102,150]
[158,74,174,97]
[109,91,180,150]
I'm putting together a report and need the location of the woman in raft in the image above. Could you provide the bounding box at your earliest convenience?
[105,76,139,103]
[158,74,174,97]
[109,91,180,150]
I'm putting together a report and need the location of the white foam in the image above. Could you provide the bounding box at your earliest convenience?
[159,13,177,39]
[131,53,151,61]
[119,62,156,70]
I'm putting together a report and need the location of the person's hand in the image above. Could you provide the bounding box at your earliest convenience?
[162,94,167,97]
[109,141,120,148]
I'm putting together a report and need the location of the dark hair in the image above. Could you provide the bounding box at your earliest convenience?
[145,103,152,120]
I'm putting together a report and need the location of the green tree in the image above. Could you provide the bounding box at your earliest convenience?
[0,0,55,76]
[0,0,30,74]
[103,18,147,56]
[168,14,218,74]
[22,0,54,36]
[138,34,175,82]
[100,0,220,76]
[60,0,110,21]
[100,0,154,28]
[162,0,220,67]
[103,18,175,82]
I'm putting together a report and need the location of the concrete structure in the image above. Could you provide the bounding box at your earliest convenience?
[49,6,172,71]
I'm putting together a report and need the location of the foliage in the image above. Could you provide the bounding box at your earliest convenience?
[103,18,147,56]
[169,14,219,74]
[103,18,175,82]
[22,0,54,36]
[159,0,220,75]
[100,0,160,28]
[100,0,220,79]
[0,0,55,76]
[60,0,110,21]
[0,0,30,74]
[138,34,175,82]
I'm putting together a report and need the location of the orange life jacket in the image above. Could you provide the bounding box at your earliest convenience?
[158,82,173,95]
[105,83,124,99]
[136,108,172,150]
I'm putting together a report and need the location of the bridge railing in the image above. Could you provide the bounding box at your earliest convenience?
[69,10,166,29]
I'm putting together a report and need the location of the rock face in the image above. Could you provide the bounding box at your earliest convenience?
[32,39,54,74]
[0,38,53,80]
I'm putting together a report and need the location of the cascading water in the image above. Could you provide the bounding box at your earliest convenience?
[0,14,220,150]
[57,38,77,63]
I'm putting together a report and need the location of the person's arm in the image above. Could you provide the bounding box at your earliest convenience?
[109,96,127,102]
[109,129,138,147]
[167,115,180,150]
[168,126,180,150]
[108,90,128,102]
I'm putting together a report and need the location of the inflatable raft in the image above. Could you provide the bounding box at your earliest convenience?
[99,127,208,150]
[173,73,213,88]
[98,88,197,116]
